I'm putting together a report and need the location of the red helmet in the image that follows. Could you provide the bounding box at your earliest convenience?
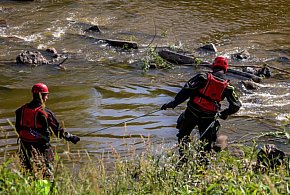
[212,56,228,73]
[32,83,49,94]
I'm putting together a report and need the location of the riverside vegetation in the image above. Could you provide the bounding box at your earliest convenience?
[1,116,290,195]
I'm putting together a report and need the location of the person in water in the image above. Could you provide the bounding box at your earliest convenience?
[15,83,80,178]
[161,56,242,162]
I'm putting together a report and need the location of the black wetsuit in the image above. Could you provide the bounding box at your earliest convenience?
[168,71,242,152]
[15,99,65,177]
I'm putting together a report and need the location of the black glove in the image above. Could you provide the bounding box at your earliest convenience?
[64,132,80,144]
[218,111,228,120]
[161,102,176,110]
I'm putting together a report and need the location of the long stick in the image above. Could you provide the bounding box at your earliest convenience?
[181,63,263,82]
[263,63,290,75]
[81,109,161,137]
[181,63,262,69]
[55,57,68,70]
[146,16,157,48]
[57,57,68,66]
[194,62,290,75]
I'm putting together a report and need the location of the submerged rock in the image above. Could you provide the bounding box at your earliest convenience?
[0,6,15,13]
[0,19,7,28]
[275,56,290,63]
[241,80,258,90]
[4,36,24,42]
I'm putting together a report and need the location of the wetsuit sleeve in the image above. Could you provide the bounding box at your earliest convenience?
[44,108,65,139]
[15,107,22,133]
[169,73,207,107]
[220,84,242,116]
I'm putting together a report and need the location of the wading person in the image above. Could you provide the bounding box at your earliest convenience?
[15,83,80,178]
[161,56,242,163]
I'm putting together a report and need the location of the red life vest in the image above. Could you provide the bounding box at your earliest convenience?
[18,104,48,142]
[193,73,229,112]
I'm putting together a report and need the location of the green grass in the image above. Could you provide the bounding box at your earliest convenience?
[141,46,173,71]
[1,137,289,195]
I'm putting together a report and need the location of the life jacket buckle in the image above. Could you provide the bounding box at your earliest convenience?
[29,128,39,138]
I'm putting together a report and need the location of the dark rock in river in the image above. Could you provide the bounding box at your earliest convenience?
[70,21,107,33]
[46,47,58,55]
[15,49,67,70]
[158,49,199,64]
[16,50,49,66]
[256,67,272,78]
[197,43,218,52]
[45,47,61,59]
[102,39,138,49]
[43,47,66,63]
[242,66,272,78]
[231,50,251,60]
[84,25,101,33]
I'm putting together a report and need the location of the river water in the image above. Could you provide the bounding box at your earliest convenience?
[0,0,290,163]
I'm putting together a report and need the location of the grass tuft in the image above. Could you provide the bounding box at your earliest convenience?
[1,137,289,194]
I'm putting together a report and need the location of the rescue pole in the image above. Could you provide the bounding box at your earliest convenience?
[199,113,220,139]
[81,109,161,137]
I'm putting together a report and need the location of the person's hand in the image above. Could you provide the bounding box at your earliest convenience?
[218,112,228,120]
[161,103,168,110]
[69,135,80,144]
[64,132,80,144]
[161,102,175,110]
